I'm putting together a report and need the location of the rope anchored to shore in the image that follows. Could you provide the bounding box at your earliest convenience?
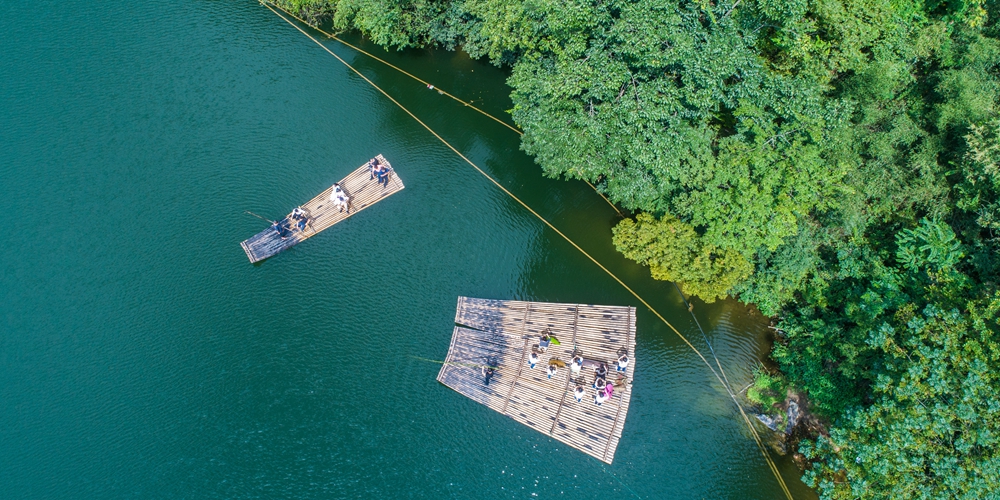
[260,4,792,498]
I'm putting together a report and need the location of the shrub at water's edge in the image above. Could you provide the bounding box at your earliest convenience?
[272,0,1000,497]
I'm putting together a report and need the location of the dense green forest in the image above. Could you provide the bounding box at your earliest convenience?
[277,0,1000,497]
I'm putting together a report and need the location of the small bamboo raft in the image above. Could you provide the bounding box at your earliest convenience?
[437,297,637,464]
[240,155,404,263]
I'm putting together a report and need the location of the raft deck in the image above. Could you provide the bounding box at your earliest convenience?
[437,297,636,464]
[240,155,404,263]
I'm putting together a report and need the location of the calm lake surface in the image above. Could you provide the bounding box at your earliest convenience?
[1,1,816,497]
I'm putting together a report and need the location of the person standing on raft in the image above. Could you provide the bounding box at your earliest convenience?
[481,365,495,385]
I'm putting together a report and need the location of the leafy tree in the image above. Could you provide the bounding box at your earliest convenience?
[612,213,752,301]
[800,296,1000,499]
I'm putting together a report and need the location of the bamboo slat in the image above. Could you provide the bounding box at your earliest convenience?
[240,155,404,263]
[436,297,636,464]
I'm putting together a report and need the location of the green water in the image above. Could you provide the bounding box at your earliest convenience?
[0,1,816,498]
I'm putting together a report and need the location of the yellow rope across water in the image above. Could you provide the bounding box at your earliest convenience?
[261,0,625,217]
[260,4,793,498]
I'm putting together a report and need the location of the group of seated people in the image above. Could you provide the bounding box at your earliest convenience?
[367,157,392,187]
[526,331,631,407]
[568,362,617,406]
[593,353,628,405]
[272,207,309,240]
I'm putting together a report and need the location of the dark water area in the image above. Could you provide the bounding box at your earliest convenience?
[0,0,815,497]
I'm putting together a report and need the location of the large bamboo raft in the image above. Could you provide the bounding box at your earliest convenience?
[240,155,404,263]
[437,297,637,464]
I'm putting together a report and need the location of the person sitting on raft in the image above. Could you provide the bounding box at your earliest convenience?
[331,182,345,198]
[594,386,609,406]
[593,363,608,386]
[291,207,305,220]
[538,333,551,353]
[375,164,391,187]
[547,364,558,379]
[574,385,586,403]
[617,353,629,373]
[330,183,350,213]
[570,355,583,376]
[368,158,381,180]
[272,219,291,240]
[603,382,614,400]
[296,216,307,232]
[334,194,349,213]
[528,351,538,369]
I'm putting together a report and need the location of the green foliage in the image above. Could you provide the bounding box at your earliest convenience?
[780,225,1000,497]
[612,213,752,301]
[800,297,1000,499]
[746,365,789,409]
[957,120,1000,273]
[896,219,965,272]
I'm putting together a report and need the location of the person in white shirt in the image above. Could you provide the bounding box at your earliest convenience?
[594,388,608,406]
[617,353,629,373]
[547,364,557,379]
[528,351,538,369]
[330,183,350,213]
[574,385,585,402]
[595,378,607,393]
